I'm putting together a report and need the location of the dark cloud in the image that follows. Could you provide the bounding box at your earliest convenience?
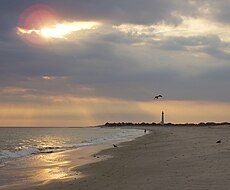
[161,35,221,49]
[52,0,188,24]
[203,47,230,61]
[204,0,230,24]
[158,35,230,60]
[1,34,230,103]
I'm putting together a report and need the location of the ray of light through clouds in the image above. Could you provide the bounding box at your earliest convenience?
[0,0,230,126]
[113,16,230,41]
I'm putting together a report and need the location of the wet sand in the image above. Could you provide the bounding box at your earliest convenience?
[21,126,230,190]
[1,145,110,190]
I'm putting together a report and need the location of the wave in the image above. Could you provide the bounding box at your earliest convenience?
[0,128,144,165]
[0,142,95,161]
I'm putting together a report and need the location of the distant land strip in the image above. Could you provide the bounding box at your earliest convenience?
[102,122,230,127]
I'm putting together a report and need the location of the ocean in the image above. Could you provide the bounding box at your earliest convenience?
[0,127,144,165]
[0,127,144,189]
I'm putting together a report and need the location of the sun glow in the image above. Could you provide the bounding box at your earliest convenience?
[17,4,100,44]
[17,21,100,39]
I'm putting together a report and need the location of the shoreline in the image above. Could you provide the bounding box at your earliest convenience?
[0,127,145,190]
[20,125,230,190]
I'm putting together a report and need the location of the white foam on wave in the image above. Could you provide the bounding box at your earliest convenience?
[0,142,97,161]
[0,147,40,159]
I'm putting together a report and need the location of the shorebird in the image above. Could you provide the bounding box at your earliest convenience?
[154,95,163,99]
[113,144,118,148]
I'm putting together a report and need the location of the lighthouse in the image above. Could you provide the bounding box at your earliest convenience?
[161,111,165,125]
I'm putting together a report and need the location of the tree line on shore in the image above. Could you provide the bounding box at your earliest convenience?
[103,122,230,127]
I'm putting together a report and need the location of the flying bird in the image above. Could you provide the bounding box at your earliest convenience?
[154,95,163,99]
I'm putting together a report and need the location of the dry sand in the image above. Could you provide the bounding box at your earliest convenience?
[22,126,230,190]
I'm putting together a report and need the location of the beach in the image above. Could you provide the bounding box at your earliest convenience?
[19,125,230,190]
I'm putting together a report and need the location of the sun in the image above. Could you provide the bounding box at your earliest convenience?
[17,4,100,44]
[18,21,99,40]
[40,21,99,39]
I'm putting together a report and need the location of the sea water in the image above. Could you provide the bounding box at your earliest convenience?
[0,127,144,165]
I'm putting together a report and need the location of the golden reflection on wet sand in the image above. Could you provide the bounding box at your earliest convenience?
[31,151,75,183]
[30,145,109,185]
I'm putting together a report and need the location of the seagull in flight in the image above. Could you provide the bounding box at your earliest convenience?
[154,94,163,99]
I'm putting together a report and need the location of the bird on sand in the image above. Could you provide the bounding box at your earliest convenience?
[154,94,163,99]
[113,144,118,148]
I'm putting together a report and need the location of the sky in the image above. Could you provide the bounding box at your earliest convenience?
[0,0,230,126]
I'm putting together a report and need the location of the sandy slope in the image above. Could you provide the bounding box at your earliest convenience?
[23,126,230,190]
